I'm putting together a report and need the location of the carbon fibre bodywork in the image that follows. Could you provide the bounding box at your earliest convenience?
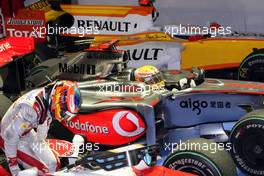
[2,48,264,146]
[1,40,264,152]
[72,76,264,148]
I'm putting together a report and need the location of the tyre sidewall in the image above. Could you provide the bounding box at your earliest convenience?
[238,52,264,81]
[163,151,222,176]
[230,117,264,175]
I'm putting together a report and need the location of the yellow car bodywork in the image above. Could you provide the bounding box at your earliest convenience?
[26,0,264,71]
[25,0,153,22]
[181,38,264,70]
[92,32,264,71]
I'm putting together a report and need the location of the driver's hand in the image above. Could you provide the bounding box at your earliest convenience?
[8,157,21,176]
[179,78,196,90]
[190,79,196,87]
[179,78,188,89]
[192,67,205,79]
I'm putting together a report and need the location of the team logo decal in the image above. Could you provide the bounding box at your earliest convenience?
[0,42,11,53]
[112,111,145,137]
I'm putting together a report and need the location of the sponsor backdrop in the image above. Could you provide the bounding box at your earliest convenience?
[118,42,182,70]
[78,0,264,33]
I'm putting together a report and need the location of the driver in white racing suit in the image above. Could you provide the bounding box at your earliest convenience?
[0,80,82,176]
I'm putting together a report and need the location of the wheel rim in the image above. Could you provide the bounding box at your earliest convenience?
[242,133,264,168]
[248,64,264,82]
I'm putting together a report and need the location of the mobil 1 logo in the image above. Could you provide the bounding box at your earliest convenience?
[59,63,96,75]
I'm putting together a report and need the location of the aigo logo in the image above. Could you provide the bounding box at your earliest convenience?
[180,98,208,115]
[112,111,145,137]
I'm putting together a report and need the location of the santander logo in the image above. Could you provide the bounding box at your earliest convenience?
[112,111,145,137]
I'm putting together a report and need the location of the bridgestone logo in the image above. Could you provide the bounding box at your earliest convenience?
[66,120,109,134]
[248,59,264,66]
[235,155,264,175]
[169,159,206,169]
[7,19,44,25]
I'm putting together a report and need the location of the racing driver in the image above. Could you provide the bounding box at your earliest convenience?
[0,80,81,176]
[134,65,165,89]
[135,65,200,90]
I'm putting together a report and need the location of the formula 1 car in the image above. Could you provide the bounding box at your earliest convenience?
[0,136,194,176]
[6,0,264,82]
[1,37,263,175]
[229,110,264,176]
[24,0,264,82]
[91,31,264,82]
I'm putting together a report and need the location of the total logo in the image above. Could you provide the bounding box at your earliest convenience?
[112,111,145,137]
[6,28,45,39]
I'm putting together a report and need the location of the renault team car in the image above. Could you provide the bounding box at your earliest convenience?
[6,0,264,82]
[91,31,264,82]
[51,0,264,82]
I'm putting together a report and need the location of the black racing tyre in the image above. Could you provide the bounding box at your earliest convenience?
[238,49,264,82]
[163,138,236,176]
[230,110,264,176]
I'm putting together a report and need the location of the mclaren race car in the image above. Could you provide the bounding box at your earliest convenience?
[0,136,194,176]
[0,37,263,175]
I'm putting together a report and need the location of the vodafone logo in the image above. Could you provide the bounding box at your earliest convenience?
[113,111,145,137]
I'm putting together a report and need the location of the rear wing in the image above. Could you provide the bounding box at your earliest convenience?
[88,39,120,51]
[86,39,129,63]
[0,37,35,68]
